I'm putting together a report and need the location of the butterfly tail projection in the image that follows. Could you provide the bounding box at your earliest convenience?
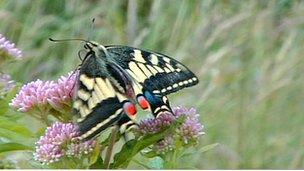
[143,91,173,117]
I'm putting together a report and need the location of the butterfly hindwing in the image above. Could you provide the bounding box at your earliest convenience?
[74,53,129,140]
[143,91,172,117]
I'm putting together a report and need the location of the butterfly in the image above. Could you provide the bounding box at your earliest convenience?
[73,41,198,140]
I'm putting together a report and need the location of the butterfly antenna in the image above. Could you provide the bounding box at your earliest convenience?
[86,18,109,57]
[49,38,89,43]
[88,18,96,41]
[50,37,94,61]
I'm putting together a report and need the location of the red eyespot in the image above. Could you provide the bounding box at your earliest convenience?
[137,96,150,110]
[123,101,137,116]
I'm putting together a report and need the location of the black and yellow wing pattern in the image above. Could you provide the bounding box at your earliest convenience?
[73,42,198,140]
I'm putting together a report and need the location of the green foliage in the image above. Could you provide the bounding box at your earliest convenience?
[0,143,33,153]
[0,86,36,147]
[0,86,36,169]
[0,116,33,138]
[110,116,184,169]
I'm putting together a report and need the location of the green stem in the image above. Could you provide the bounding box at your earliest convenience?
[103,126,119,169]
[173,149,178,168]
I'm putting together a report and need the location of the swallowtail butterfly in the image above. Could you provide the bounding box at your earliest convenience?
[73,41,198,140]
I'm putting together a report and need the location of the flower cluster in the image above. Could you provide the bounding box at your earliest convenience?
[0,34,22,59]
[137,114,175,134]
[173,106,205,144]
[10,71,78,112]
[10,80,54,112]
[136,106,204,154]
[152,136,175,153]
[33,122,96,165]
[47,72,78,109]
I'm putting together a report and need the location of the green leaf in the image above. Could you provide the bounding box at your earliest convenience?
[89,142,101,166]
[141,150,159,158]
[100,131,122,147]
[0,143,33,153]
[132,159,151,169]
[148,157,164,169]
[110,139,137,168]
[198,143,219,153]
[0,85,20,115]
[0,116,34,137]
[0,128,30,143]
[181,143,219,158]
[110,116,185,169]
[89,157,104,169]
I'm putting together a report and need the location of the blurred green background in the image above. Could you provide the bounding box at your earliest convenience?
[1,0,304,169]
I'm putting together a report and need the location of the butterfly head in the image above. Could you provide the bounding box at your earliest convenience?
[84,41,109,57]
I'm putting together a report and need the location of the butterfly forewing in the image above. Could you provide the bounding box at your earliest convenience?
[106,45,199,96]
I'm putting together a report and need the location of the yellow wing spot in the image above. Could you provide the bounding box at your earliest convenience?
[81,130,93,139]
[192,77,198,81]
[178,82,183,86]
[154,107,161,114]
[162,96,168,103]
[79,105,92,117]
[172,83,178,88]
[77,117,85,123]
[94,83,105,100]
[133,50,146,63]
[105,79,116,97]
[73,100,82,109]
[161,105,170,110]
[166,86,172,90]
[164,67,171,73]
[91,92,101,104]
[129,62,146,82]
[85,107,92,115]
[163,57,171,63]
[166,63,175,72]
[126,69,141,82]
[138,63,153,78]
[88,98,96,109]
[183,80,189,84]
[79,75,94,90]
[161,89,166,93]
[153,90,161,94]
[188,79,193,83]
[95,78,115,98]
[176,68,182,72]
[150,54,159,65]
[78,90,90,101]
[147,65,158,75]
[154,66,164,73]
